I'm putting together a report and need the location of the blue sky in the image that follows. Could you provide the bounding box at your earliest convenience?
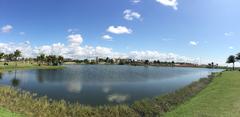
[0,0,239,65]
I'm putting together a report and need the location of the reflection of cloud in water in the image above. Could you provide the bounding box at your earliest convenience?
[102,86,111,93]
[66,81,82,93]
[107,94,130,103]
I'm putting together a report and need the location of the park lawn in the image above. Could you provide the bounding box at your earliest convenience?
[0,107,23,117]
[165,71,240,117]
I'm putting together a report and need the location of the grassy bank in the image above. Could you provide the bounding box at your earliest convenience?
[131,73,219,117]
[0,68,220,117]
[165,71,240,117]
[0,62,64,73]
[0,107,23,117]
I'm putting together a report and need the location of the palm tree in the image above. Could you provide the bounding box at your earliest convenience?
[226,55,236,70]
[14,50,22,67]
[236,53,240,61]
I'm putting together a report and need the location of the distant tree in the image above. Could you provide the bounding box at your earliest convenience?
[105,57,110,63]
[5,53,14,62]
[226,55,236,70]
[58,56,64,65]
[0,52,4,60]
[14,50,22,60]
[211,62,214,68]
[40,54,46,64]
[83,59,89,64]
[144,60,149,65]
[46,55,58,66]
[172,61,175,67]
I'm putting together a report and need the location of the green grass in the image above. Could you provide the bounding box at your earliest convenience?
[0,107,23,117]
[0,62,64,73]
[165,71,240,117]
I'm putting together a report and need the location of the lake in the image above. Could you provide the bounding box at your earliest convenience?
[0,65,222,106]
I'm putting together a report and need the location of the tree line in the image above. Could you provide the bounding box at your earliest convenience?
[0,50,64,66]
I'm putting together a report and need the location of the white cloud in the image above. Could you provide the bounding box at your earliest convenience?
[224,32,234,37]
[1,25,13,33]
[19,32,25,35]
[131,0,141,4]
[156,0,178,10]
[67,34,83,45]
[123,9,141,21]
[189,41,198,46]
[107,26,132,34]
[0,41,201,64]
[67,28,79,33]
[229,46,234,50]
[128,51,199,63]
[102,35,112,41]
[96,46,112,57]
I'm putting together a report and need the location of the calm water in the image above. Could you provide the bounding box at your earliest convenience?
[0,65,222,106]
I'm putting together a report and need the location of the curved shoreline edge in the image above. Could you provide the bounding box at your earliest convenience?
[0,65,223,117]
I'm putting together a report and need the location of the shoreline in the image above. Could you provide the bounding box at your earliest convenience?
[0,64,223,117]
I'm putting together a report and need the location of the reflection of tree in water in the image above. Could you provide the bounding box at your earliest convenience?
[0,72,2,80]
[11,78,20,87]
[11,70,20,87]
[37,70,45,83]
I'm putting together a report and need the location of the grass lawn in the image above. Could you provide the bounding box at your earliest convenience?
[0,107,23,117]
[165,71,240,117]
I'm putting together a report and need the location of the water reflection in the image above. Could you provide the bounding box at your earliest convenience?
[37,70,45,83]
[102,86,111,93]
[11,70,21,87]
[0,65,223,105]
[107,94,130,103]
[66,81,82,93]
[11,78,20,87]
[0,72,2,80]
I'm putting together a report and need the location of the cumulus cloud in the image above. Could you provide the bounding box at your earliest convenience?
[107,26,132,34]
[67,34,83,45]
[131,0,141,4]
[156,0,178,10]
[0,40,200,64]
[102,35,112,41]
[189,41,198,46]
[224,32,234,37]
[123,9,141,21]
[1,25,13,33]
